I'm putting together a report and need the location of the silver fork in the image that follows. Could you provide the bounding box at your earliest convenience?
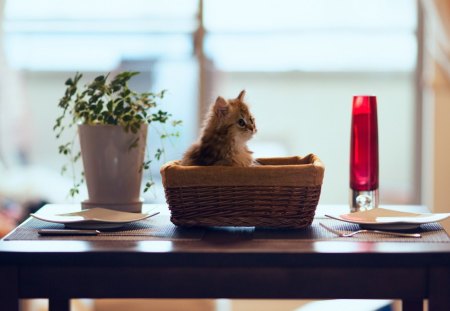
[319,222,422,238]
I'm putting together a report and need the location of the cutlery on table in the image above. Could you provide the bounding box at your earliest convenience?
[38,229,158,236]
[319,223,422,238]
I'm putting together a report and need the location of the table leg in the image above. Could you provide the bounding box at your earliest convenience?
[429,267,450,311]
[49,298,70,311]
[0,266,19,311]
[402,300,423,311]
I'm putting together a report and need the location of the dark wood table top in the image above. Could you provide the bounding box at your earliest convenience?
[0,204,449,266]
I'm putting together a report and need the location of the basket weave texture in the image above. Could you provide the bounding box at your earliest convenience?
[160,154,325,229]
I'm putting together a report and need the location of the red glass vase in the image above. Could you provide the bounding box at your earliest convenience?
[350,95,379,212]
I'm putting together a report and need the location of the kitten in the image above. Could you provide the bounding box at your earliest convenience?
[181,90,257,166]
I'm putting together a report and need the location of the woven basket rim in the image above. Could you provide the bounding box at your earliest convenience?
[161,154,325,188]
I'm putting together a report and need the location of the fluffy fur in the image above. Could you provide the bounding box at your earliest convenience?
[181,90,257,166]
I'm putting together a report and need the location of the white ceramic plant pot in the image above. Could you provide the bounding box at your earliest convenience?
[78,124,148,213]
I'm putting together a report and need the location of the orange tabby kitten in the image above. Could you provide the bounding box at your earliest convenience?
[181,90,257,166]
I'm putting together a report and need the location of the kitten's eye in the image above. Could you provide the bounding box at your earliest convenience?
[238,118,246,127]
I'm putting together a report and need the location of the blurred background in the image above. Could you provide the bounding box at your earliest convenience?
[0,0,421,213]
[1,0,450,310]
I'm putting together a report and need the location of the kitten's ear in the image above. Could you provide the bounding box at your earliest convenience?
[214,96,229,118]
[237,90,246,101]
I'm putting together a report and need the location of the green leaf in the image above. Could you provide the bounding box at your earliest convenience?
[144,181,155,192]
[155,148,164,160]
[58,143,71,155]
[95,75,105,82]
[107,100,113,112]
[113,101,124,115]
[94,102,103,114]
[73,151,81,162]
[128,137,139,151]
[69,188,79,197]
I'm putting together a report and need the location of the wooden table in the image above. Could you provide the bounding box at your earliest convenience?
[0,204,449,311]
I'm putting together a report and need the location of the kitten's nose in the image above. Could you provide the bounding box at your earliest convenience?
[248,124,257,133]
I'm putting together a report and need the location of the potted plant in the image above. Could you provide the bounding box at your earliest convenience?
[54,71,180,212]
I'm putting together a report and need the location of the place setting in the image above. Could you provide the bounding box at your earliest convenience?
[324,207,450,231]
[318,207,450,241]
[30,207,160,230]
[29,207,168,238]
[4,204,205,241]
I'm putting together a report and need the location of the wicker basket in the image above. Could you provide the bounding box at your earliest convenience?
[160,154,325,229]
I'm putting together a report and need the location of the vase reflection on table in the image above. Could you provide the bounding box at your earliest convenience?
[350,95,379,212]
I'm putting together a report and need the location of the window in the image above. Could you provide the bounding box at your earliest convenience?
[204,0,416,72]
[3,0,197,70]
[1,0,419,205]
